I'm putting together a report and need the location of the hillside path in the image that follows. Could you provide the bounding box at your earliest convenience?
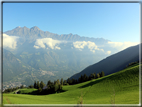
[15,90,19,94]
[5,97,11,104]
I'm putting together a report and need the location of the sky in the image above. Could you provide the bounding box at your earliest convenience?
[3,3,140,42]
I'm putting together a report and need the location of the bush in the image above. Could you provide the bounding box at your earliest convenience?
[63,83,69,85]
[38,88,42,93]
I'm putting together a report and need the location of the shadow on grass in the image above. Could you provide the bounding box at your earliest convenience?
[78,77,107,88]
[78,71,125,89]
[17,90,38,95]
[17,89,67,95]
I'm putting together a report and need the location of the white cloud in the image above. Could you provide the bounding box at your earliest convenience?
[55,46,61,50]
[108,41,139,50]
[73,41,104,53]
[73,41,87,49]
[3,33,19,49]
[106,51,111,55]
[34,38,62,50]
[34,45,40,49]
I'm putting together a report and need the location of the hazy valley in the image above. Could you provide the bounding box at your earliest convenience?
[3,26,140,90]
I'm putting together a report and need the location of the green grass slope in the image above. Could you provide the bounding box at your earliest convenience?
[3,63,140,104]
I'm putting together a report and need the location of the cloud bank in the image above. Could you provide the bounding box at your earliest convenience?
[108,41,139,51]
[34,38,62,50]
[3,34,19,49]
[73,41,104,53]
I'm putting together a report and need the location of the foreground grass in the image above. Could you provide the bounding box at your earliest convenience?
[3,64,140,104]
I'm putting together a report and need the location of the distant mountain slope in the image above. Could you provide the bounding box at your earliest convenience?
[3,26,111,88]
[70,44,140,80]
[3,49,26,82]
[3,49,39,83]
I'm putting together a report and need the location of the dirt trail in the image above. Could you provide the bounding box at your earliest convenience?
[15,90,19,94]
[5,97,11,104]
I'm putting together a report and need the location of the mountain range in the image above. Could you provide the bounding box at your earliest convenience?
[3,26,140,89]
[5,26,109,42]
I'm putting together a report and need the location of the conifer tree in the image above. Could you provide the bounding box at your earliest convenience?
[47,80,51,86]
[57,79,60,85]
[34,81,37,88]
[54,80,57,85]
[37,81,40,89]
[93,73,96,79]
[99,72,101,77]
[72,78,75,85]
[78,77,81,83]
[67,78,69,83]
[89,74,92,80]
[97,73,100,78]
[47,80,53,88]
[86,75,89,81]
[54,82,59,92]
[59,84,62,90]
[76,79,78,84]
[63,80,67,85]
[67,78,72,84]
[40,81,45,89]
[61,78,63,85]
[38,87,42,93]
[89,73,94,80]
[101,71,105,77]
[81,75,83,82]
[83,74,87,82]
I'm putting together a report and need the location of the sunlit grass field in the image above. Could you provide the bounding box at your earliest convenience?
[3,63,140,105]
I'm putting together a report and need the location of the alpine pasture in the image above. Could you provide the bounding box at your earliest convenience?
[3,63,140,104]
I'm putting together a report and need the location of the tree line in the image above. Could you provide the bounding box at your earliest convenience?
[31,79,63,95]
[3,71,105,94]
[25,71,105,94]
[66,71,105,85]
[125,60,139,68]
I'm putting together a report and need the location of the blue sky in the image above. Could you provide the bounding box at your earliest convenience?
[3,3,140,42]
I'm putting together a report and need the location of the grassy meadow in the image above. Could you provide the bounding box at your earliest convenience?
[3,63,140,105]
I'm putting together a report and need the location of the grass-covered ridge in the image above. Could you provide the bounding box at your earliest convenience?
[3,63,140,104]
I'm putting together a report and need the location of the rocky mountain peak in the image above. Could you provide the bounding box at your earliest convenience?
[30,26,40,31]
[15,26,21,29]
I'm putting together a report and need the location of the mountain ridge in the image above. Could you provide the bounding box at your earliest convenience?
[70,44,140,80]
[4,26,109,43]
